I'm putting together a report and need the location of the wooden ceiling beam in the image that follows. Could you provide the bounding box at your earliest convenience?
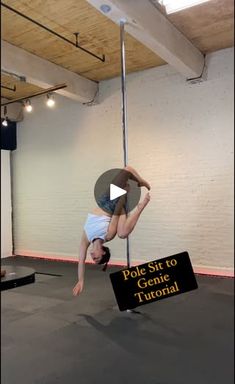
[1,40,98,103]
[86,0,205,79]
[1,98,23,122]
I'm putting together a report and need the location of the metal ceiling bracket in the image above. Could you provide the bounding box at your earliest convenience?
[187,55,207,84]
[1,84,16,92]
[1,69,26,82]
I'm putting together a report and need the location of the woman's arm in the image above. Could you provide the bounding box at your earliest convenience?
[73,231,90,296]
[105,214,120,241]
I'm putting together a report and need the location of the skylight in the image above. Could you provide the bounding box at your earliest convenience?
[157,0,211,14]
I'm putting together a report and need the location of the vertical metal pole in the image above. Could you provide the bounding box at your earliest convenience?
[120,20,128,168]
[120,20,130,268]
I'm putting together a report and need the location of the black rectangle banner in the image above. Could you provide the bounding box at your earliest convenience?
[109,252,198,311]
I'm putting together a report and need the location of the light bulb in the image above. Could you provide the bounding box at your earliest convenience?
[46,94,55,107]
[2,118,8,127]
[25,100,33,112]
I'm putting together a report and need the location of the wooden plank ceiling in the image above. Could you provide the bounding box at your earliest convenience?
[1,74,43,100]
[1,0,234,100]
[1,0,165,82]
[165,0,234,53]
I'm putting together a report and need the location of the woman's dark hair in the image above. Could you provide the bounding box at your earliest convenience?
[98,246,111,271]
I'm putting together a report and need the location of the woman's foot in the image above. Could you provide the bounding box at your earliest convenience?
[137,193,151,212]
[138,179,151,190]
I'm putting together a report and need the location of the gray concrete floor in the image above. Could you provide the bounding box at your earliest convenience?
[1,256,234,384]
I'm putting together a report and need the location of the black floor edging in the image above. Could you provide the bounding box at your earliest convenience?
[35,272,62,277]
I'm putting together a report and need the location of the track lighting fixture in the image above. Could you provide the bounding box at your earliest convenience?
[25,99,33,112]
[46,94,55,107]
[2,106,8,126]
[2,117,8,126]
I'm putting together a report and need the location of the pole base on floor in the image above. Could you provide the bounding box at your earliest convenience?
[1,266,35,291]
[126,309,141,314]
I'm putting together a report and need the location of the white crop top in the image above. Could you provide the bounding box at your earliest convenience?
[84,214,111,243]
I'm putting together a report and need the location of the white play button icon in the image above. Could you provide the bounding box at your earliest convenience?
[94,168,141,215]
[110,184,127,201]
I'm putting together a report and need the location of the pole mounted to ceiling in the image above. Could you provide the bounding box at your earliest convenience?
[120,19,131,269]
[120,19,128,169]
[120,20,141,315]
[1,2,105,63]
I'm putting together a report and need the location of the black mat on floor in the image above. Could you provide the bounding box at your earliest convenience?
[1,256,234,384]
[1,265,35,291]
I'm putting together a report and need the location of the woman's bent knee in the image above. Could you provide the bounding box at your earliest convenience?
[118,232,128,239]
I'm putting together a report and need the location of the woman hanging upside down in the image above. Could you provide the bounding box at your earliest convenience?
[73,166,151,296]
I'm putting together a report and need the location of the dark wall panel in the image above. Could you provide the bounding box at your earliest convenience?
[1,120,17,150]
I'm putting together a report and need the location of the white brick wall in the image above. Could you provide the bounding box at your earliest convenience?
[1,150,13,257]
[13,47,234,275]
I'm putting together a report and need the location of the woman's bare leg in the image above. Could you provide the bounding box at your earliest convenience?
[125,166,151,190]
[117,193,150,238]
[111,166,150,190]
